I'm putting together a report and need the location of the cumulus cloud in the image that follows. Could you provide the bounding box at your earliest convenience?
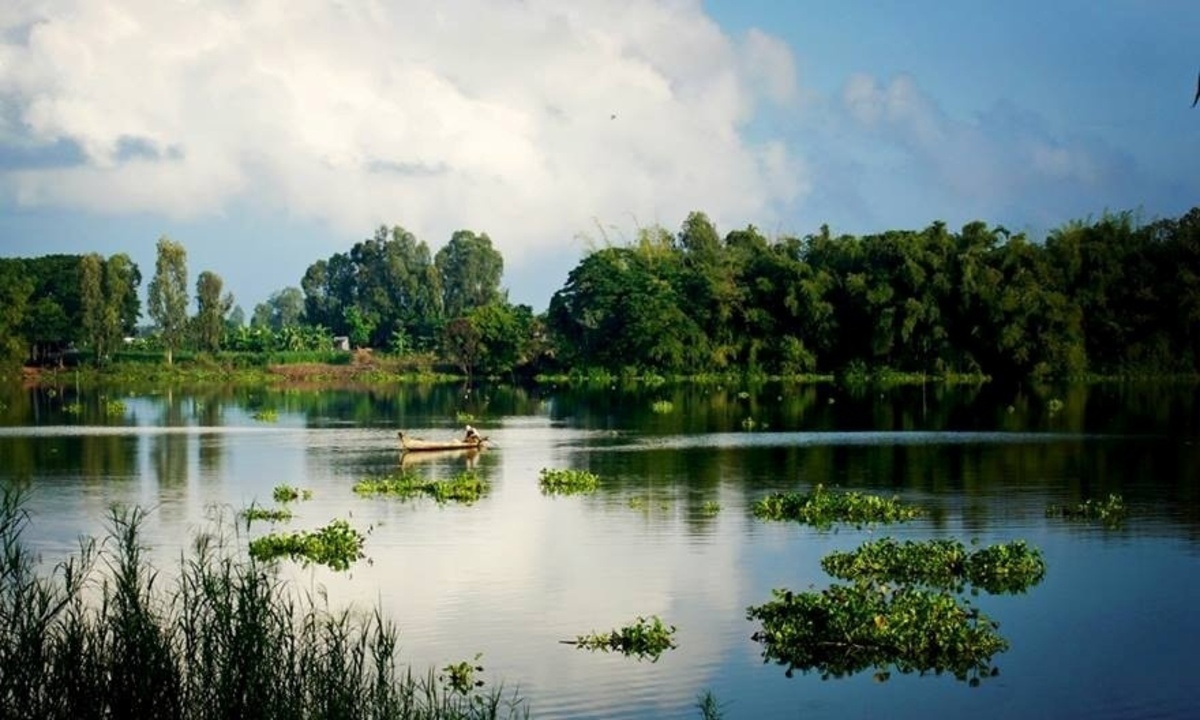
[0,0,807,269]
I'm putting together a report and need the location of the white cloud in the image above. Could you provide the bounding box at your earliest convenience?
[0,0,806,271]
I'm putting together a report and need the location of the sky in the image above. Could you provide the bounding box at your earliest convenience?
[1,0,1198,314]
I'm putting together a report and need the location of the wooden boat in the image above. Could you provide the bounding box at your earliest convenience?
[397,431,487,453]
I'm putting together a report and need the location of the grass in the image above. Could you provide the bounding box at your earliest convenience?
[537,468,600,495]
[0,486,527,719]
[353,471,489,505]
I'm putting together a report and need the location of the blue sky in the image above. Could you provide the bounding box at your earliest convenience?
[2,0,1198,314]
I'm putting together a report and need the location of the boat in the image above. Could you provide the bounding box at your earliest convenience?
[397,431,487,453]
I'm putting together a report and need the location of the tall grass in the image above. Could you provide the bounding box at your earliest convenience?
[0,486,526,719]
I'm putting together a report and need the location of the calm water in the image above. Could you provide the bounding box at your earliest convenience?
[1,380,1198,719]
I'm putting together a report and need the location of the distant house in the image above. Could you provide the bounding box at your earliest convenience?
[333,336,351,351]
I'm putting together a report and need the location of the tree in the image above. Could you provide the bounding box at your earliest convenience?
[80,253,105,361]
[0,261,33,369]
[195,270,232,353]
[147,236,189,364]
[103,253,141,352]
[435,230,504,320]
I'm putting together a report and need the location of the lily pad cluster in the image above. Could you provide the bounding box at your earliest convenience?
[748,538,1047,685]
[752,484,924,529]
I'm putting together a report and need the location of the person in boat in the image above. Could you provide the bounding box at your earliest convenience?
[463,424,481,444]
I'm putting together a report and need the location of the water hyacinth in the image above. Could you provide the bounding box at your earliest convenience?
[248,519,365,571]
[353,470,489,505]
[563,615,678,662]
[537,468,600,495]
[821,538,1046,595]
[1045,493,1127,528]
[752,484,924,529]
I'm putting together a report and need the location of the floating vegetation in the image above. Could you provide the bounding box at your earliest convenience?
[239,505,294,524]
[696,690,727,720]
[455,411,477,424]
[247,519,365,571]
[252,408,279,422]
[538,468,600,495]
[650,399,674,414]
[104,399,126,417]
[1047,398,1064,413]
[272,484,313,503]
[563,615,678,662]
[747,584,1007,684]
[752,484,924,529]
[628,496,647,510]
[353,470,489,505]
[64,401,83,415]
[821,538,1046,595]
[740,416,758,430]
[440,653,486,695]
[700,501,721,517]
[1045,493,1127,527]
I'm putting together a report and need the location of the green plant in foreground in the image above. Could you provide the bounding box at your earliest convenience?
[248,519,365,571]
[0,487,527,719]
[821,538,1046,595]
[752,484,924,529]
[747,584,1007,684]
[272,484,313,503]
[563,615,678,662]
[354,470,489,505]
[1045,493,1127,528]
[538,468,600,495]
[239,505,294,524]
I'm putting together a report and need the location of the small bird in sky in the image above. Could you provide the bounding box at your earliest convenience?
[1193,70,1200,107]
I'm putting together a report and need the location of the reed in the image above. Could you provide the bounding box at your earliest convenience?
[0,486,526,719]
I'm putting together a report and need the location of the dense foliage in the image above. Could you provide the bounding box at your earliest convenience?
[5,206,1199,380]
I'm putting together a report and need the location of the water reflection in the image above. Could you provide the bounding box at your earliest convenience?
[0,380,1198,718]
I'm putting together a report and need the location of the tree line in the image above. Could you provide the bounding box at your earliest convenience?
[2,207,1198,380]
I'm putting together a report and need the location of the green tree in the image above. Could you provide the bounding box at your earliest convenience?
[103,253,141,352]
[195,270,232,353]
[80,253,105,361]
[147,236,189,364]
[435,230,504,320]
[0,261,33,369]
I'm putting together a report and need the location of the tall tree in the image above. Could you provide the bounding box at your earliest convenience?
[147,236,189,364]
[194,270,232,353]
[0,261,33,368]
[103,253,141,352]
[435,230,504,320]
[80,253,105,361]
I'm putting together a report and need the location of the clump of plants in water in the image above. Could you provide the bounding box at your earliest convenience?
[1045,493,1127,528]
[538,468,600,495]
[747,535,1048,685]
[0,488,527,718]
[563,615,678,662]
[748,584,1007,684]
[752,484,924,529]
[821,538,1046,595]
[238,504,294,524]
[248,519,365,571]
[272,484,313,503]
[252,408,279,422]
[440,653,486,695]
[353,470,489,505]
[700,501,721,517]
